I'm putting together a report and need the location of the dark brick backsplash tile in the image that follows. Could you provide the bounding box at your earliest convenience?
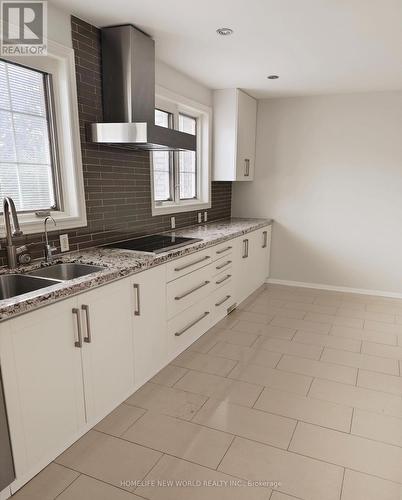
[0,16,231,267]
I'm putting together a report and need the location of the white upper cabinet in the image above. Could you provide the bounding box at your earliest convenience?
[213,88,257,181]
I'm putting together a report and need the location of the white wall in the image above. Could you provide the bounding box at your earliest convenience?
[47,6,212,106]
[48,3,72,47]
[232,92,402,294]
[156,60,212,106]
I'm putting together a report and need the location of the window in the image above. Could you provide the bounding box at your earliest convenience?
[0,42,86,236]
[153,109,173,202]
[0,59,59,213]
[151,88,212,215]
[178,114,197,200]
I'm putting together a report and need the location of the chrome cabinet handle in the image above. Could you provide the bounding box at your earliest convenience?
[175,281,210,301]
[175,311,210,337]
[216,260,232,270]
[174,255,210,272]
[262,230,268,248]
[216,274,231,285]
[72,308,82,348]
[242,239,249,259]
[81,304,92,343]
[216,246,232,255]
[244,159,250,177]
[215,295,231,307]
[133,283,141,316]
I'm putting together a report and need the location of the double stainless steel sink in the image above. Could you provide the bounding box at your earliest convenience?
[0,263,105,300]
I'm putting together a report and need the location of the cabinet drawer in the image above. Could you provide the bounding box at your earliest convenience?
[166,248,213,282]
[212,281,235,322]
[213,255,233,276]
[214,268,233,289]
[167,296,212,358]
[167,264,214,319]
[212,241,234,260]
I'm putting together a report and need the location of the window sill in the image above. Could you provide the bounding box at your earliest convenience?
[152,200,211,216]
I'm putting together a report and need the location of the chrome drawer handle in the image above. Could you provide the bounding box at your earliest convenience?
[244,159,250,177]
[72,308,82,348]
[262,230,268,248]
[216,246,232,255]
[133,283,141,316]
[242,239,249,259]
[216,274,231,285]
[216,260,232,270]
[175,281,210,301]
[215,295,231,307]
[174,255,210,272]
[175,311,210,337]
[81,304,92,343]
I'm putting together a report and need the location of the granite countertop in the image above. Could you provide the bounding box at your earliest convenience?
[0,217,272,322]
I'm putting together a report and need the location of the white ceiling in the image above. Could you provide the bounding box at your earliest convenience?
[50,0,402,98]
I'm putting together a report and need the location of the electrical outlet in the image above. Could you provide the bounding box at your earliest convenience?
[204,211,208,222]
[170,216,176,229]
[59,234,70,252]
[197,212,202,223]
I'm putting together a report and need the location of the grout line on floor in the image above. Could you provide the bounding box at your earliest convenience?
[339,467,346,500]
[170,368,191,388]
[214,434,236,471]
[274,353,284,369]
[53,471,82,499]
[305,377,315,397]
[349,408,354,434]
[286,420,299,451]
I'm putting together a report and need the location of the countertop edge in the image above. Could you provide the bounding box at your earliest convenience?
[0,218,272,322]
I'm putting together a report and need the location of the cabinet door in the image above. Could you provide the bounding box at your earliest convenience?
[1,298,85,479]
[80,279,134,424]
[236,90,257,181]
[131,265,168,388]
[251,228,271,289]
[233,235,254,305]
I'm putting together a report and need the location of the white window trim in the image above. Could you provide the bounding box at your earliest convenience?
[151,86,212,216]
[0,40,86,236]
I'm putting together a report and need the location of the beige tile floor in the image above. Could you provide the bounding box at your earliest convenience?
[11,284,402,500]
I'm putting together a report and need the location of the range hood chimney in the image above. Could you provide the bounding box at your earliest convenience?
[91,25,196,151]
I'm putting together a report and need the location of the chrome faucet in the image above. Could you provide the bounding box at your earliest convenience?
[44,216,57,263]
[3,197,23,268]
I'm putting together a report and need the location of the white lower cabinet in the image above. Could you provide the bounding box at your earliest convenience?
[0,224,271,497]
[0,279,134,491]
[233,227,271,305]
[0,298,86,490]
[131,265,168,388]
[253,226,271,287]
[233,233,256,304]
[79,279,134,424]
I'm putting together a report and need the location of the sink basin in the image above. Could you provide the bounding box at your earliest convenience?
[0,274,60,300]
[27,263,105,281]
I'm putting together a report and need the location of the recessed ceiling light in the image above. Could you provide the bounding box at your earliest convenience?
[216,27,233,36]
[267,75,279,79]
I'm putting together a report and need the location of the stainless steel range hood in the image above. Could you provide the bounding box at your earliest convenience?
[91,25,196,151]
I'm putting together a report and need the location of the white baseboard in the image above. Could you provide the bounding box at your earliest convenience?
[266,278,402,299]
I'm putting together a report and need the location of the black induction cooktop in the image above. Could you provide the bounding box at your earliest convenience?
[104,234,202,253]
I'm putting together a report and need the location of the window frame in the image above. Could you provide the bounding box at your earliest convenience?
[0,40,86,236]
[0,59,62,214]
[151,86,212,216]
[178,112,198,201]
